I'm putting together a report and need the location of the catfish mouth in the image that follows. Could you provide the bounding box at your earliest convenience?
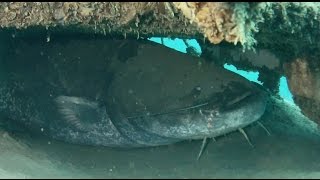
[186,84,268,140]
[126,82,267,120]
[124,82,268,143]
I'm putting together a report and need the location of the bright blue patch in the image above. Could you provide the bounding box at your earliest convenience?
[279,76,295,104]
[223,64,263,85]
[147,37,162,44]
[148,37,187,53]
[147,37,202,55]
[185,39,202,55]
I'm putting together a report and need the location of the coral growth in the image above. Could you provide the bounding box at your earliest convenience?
[173,2,238,44]
[173,2,263,50]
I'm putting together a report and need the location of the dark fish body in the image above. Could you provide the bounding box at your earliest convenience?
[0,35,267,148]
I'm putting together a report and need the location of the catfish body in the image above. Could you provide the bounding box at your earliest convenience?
[0,35,267,147]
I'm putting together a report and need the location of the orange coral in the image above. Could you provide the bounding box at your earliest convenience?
[173,2,242,45]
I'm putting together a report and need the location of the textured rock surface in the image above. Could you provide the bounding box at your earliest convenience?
[284,58,320,125]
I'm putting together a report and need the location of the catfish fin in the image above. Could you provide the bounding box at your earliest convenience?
[54,95,104,131]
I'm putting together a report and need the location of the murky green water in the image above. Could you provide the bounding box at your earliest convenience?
[0,34,319,178]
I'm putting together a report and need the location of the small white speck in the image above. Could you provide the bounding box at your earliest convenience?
[48,141,51,145]
[40,128,44,132]
[109,168,113,172]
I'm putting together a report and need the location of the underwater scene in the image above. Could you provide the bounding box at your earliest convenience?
[0,2,320,179]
